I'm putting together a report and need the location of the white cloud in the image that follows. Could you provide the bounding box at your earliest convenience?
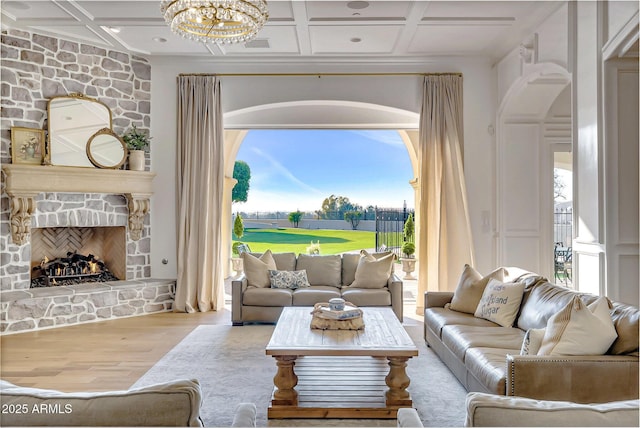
[250,147,323,194]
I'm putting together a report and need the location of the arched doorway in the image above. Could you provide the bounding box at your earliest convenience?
[496,63,572,279]
[220,100,420,276]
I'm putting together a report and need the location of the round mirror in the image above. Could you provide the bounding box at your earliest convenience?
[86,128,127,169]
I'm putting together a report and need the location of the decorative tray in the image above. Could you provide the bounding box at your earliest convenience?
[310,302,364,330]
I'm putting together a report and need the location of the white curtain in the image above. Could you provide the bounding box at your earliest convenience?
[417,74,475,310]
[174,75,225,313]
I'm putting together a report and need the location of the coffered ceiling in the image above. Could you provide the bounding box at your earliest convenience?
[1,0,564,63]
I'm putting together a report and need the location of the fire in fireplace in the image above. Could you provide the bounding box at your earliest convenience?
[31,252,118,288]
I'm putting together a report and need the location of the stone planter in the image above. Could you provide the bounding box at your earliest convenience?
[129,150,145,171]
[400,257,417,280]
[231,257,243,276]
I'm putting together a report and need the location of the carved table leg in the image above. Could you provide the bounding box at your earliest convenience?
[272,356,298,406]
[385,356,412,406]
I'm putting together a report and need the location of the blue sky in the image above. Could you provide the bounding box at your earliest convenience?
[235,129,414,212]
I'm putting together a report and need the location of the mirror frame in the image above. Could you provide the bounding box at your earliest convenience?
[46,93,113,166]
[86,128,128,169]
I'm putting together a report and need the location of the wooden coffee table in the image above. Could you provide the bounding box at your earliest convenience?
[265,306,418,419]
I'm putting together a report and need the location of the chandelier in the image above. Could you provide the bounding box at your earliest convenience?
[160,0,269,44]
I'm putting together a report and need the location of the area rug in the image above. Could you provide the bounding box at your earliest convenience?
[132,323,467,427]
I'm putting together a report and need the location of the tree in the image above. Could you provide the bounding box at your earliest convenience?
[403,213,415,243]
[232,161,251,204]
[233,213,244,240]
[344,211,363,230]
[288,211,303,228]
[319,194,362,219]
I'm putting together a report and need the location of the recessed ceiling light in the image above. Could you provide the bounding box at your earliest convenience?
[152,37,167,43]
[352,12,361,16]
[350,37,362,43]
[347,1,369,10]
[107,26,121,33]
[4,1,30,10]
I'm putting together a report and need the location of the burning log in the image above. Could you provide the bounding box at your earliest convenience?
[31,252,118,288]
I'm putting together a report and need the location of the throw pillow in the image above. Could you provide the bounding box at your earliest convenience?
[450,265,506,314]
[241,250,277,288]
[537,296,618,356]
[520,328,546,355]
[269,270,311,290]
[349,250,396,289]
[474,278,525,327]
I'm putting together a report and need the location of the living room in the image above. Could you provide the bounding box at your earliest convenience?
[1,0,639,426]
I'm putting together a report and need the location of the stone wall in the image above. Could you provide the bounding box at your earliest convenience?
[1,29,152,291]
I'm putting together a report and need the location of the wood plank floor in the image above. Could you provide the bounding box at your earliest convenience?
[1,308,230,392]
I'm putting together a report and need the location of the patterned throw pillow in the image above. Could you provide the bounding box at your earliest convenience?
[269,270,311,290]
[520,328,546,355]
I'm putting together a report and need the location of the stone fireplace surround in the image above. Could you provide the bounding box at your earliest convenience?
[1,164,175,334]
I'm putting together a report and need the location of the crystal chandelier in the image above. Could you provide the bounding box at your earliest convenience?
[160,0,269,44]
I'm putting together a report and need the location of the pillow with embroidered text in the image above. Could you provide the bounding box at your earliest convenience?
[474,278,525,327]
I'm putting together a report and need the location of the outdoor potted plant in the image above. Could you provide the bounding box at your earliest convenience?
[231,214,245,275]
[122,124,151,171]
[400,214,417,279]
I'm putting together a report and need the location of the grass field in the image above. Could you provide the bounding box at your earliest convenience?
[234,228,375,255]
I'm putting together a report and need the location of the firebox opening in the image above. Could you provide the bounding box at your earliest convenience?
[30,226,126,287]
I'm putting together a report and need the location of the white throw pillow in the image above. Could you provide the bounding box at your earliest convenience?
[537,296,618,356]
[349,250,396,289]
[474,279,525,327]
[241,250,277,288]
[520,328,546,355]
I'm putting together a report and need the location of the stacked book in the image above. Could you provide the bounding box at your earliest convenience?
[318,304,362,320]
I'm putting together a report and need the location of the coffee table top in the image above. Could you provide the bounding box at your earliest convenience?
[265,307,418,357]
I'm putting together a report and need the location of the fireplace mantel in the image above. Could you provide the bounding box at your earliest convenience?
[2,164,155,244]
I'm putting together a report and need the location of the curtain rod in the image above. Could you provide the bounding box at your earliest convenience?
[178,72,462,77]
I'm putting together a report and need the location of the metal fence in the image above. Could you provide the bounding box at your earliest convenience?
[375,206,414,258]
[554,207,572,247]
[237,209,376,221]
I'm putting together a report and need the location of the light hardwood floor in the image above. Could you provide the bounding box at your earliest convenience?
[1,308,230,392]
[2,300,422,393]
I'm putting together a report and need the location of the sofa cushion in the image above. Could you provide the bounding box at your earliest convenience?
[0,379,203,427]
[272,252,297,271]
[242,250,277,288]
[517,281,597,331]
[474,279,525,327]
[450,265,506,314]
[519,328,545,355]
[441,325,524,361]
[465,392,640,427]
[341,253,361,286]
[609,302,640,355]
[269,269,310,290]
[538,296,618,356]
[295,254,342,287]
[243,287,292,306]
[350,250,396,289]
[424,308,500,338]
[341,287,392,307]
[464,347,513,395]
[292,285,341,306]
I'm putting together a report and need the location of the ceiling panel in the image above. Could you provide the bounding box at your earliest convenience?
[408,23,510,54]
[222,26,300,54]
[309,25,402,54]
[76,1,163,20]
[114,25,212,55]
[422,1,540,19]
[305,1,412,20]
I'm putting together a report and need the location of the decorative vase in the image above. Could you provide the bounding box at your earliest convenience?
[231,257,243,276]
[400,257,417,280]
[129,150,145,171]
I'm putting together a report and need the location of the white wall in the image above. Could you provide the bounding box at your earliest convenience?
[149,58,496,278]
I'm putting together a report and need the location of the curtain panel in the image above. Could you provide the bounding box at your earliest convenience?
[174,75,225,313]
[417,74,475,310]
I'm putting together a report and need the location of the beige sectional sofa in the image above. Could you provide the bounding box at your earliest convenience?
[232,251,402,325]
[397,393,640,427]
[424,266,639,404]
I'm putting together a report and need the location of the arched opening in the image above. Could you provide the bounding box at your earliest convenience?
[496,63,572,279]
[220,100,420,277]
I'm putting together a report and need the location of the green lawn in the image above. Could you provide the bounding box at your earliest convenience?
[234,228,375,255]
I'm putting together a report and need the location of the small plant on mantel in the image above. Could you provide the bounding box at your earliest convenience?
[122,124,151,171]
[122,124,152,151]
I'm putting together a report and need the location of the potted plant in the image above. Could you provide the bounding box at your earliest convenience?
[231,214,245,275]
[122,124,151,171]
[400,214,417,279]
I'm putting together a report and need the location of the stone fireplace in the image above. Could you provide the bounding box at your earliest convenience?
[1,165,175,334]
